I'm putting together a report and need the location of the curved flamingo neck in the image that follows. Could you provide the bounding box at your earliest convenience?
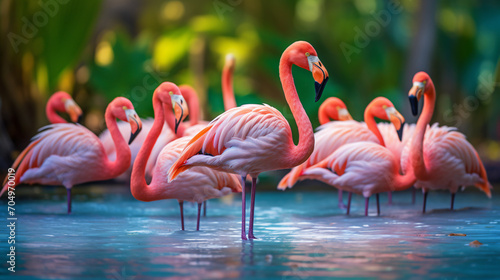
[180,86,200,126]
[318,104,333,125]
[222,64,236,110]
[280,55,314,167]
[103,107,131,178]
[364,108,385,146]
[394,164,416,190]
[46,99,66,124]
[411,80,436,180]
[131,95,166,202]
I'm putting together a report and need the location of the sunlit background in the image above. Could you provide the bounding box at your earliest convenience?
[1,0,499,184]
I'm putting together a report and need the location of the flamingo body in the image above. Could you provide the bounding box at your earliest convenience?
[304,142,408,197]
[149,137,241,203]
[401,123,490,194]
[172,104,294,178]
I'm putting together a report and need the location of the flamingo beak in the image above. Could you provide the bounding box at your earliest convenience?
[409,82,424,116]
[170,94,189,134]
[309,56,329,102]
[64,99,83,123]
[125,109,142,145]
[386,107,405,141]
[338,108,353,121]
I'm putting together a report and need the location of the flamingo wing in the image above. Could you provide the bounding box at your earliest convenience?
[150,137,242,203]
[169,104,291,180]
[401,123,491,196]
[307,142,397,197]
[2,123,105,194]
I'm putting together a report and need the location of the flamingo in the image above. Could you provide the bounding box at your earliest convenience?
[1,97,143,213]
[278,97,405,211]
[301,137,415,216]
[401,71,492,212]
[130,82,242,231]
[46,91,83,124]
[168,41,329,240]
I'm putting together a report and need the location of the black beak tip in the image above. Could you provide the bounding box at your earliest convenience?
[409,96,419,116]
[314,77,328,102]
[397,122,405,141]
[129,125,142,145]
[128,133,137,145]
[174,120,180,134]
[77,114,83,124]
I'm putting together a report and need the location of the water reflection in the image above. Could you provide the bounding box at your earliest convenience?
[5,190,500,279]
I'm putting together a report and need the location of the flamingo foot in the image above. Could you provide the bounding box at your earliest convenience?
[196,203,202,231]
[346,192,352,215]
[450,193,455,211]
[376,193,380,216]
[203,201,207,217]
[387,191,392,205]
[248,177,258,240]
[422,191,428,214]
[364,197,369,216]
[179,201,185,231]
[67,188,72,214]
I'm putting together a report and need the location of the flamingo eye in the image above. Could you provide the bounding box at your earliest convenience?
[305,52,310,57]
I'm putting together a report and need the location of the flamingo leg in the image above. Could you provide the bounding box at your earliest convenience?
[387,192,392,205]
[364,197,369,216]
[241,176,247,240]
[67,188,72,214]
[179,201,185,231]
[346,192,352,215]
[450,193,455,211]
[196,203,202,231]
[376,194,380,216]
[422,191,428,214]
[338,189,346,209]
[203,201,207,217]
[248,177,257,239]
[412,187,416,204]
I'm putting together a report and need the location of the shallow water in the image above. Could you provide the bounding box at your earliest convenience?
[1,186,499,279]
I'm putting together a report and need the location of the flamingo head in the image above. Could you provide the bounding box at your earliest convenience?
[318,97,352,125]
[50,91,83,123]
[409,71,431,116]
[285,41,329,102]
[155,82,189,134]
[224,53,235,72]
[368,97,405,141]
[109,97,142,144]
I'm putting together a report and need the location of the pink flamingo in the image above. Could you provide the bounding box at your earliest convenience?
[131,82,241,231]
[402,71,492,212]
[301,137,415,216]
[46,91,83,124]
[278,97,405,210]
[1,97,142,213]
[168,41,329,239]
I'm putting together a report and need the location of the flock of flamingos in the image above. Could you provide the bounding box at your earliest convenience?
[1,41,492,240]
